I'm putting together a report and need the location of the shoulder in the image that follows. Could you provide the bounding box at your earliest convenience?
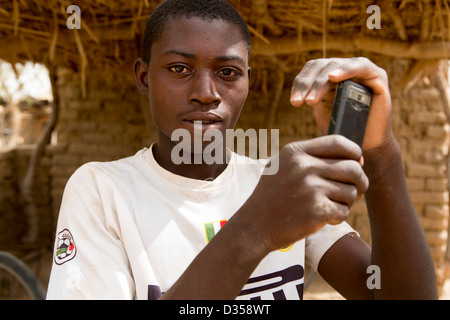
[70,149,149,182]
[63,148,150,196]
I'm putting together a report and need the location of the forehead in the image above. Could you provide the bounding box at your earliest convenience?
[151,16,249,63]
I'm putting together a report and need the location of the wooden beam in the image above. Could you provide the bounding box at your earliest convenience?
[61,26,136,42]
[1,31,449,62]
[252,35,450,60]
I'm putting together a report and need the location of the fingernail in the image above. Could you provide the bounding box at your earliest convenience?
[291,91,303,102]
[329,69,343,78]
[305,90,316,101]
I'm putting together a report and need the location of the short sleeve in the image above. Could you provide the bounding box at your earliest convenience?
[305,222,358,271]
[46,164,135,300]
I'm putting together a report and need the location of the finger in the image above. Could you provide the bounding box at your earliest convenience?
[289,135,363,162]
[304,66,339,107]
[291,59,329,107]
[322,160,369,196]
[303,153,368,197]
[326,201,351,226]
[320,160,369,198]
[327,57,388,95]
[291,59,345,107]
[326,180,359,207]
[313,198,350,226]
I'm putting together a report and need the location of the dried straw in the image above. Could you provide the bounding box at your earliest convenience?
[0,0,449,87]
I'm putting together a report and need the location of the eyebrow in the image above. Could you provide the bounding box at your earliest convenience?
[217,55,246,64]
[163,49,245,64]
[163,49,196,59]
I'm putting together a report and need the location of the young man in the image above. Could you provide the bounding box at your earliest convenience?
[47,0,438,300]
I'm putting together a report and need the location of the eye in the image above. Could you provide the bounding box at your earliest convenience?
[168,65,190,74]
[218,68,240,78]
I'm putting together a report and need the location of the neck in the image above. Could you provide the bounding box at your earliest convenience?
[152,136,229,181]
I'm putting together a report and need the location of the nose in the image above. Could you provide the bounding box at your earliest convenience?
[188,70,222,106]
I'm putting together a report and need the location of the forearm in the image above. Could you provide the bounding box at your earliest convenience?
[160,210,268,300]
[363,138,438,299]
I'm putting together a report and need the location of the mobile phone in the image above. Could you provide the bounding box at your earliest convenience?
[327,80,373,147]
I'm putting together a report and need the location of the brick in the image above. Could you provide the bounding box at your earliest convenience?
[407,163,446,178]
[68,143,98,155]
[46,143,68,155]
[425,205,449,219]
[73,121,98,132]
[426,178,448,192]
[427,125,449,140]
[419,215,448,231]
[66,100,100,111]
[422,150,447,164]
[410,191,448,205]
[429,245,447,263]
[426,230,448,246]
[51,177,70,189]
[51,154,82,167]
[406,178,425,191]
[409,111,447,125]
[57,86,81,100]
[81,132,113,144]
[59,109,78,121]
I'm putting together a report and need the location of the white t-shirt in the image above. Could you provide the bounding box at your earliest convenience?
[46,147,355,300]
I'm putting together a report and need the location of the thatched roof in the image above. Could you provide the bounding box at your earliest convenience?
[1,0,449,91]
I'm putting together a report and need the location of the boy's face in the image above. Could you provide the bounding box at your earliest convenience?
[135,16,251,151]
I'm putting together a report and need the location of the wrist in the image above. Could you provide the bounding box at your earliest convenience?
[363,136,400,171]
[225,205,273,261]
[362,136,406,200]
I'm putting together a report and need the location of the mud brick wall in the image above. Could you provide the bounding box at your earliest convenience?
[0,146,51,247]
[395,85,450,286]
[0,148,22,246]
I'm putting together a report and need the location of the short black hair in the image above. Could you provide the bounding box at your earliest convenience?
[141,0,251,64]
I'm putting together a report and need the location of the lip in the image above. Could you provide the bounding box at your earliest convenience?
[182,112,224,123]
[181,112,225,133]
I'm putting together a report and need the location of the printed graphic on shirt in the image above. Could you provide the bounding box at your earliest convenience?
[204,220,227,243]
[204,219,293,253]
[148,285,163,300]
[237,265,304,300]
[279,244,294,252]
[147,265,304,300]
[54,229,77,265]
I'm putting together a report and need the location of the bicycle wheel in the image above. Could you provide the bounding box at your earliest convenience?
[0,251,46,300]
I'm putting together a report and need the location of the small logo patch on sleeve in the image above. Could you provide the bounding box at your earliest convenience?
[54,229,77,265]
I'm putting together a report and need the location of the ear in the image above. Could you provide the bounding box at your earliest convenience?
[134,58,149,95]
[247,66,252,81]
